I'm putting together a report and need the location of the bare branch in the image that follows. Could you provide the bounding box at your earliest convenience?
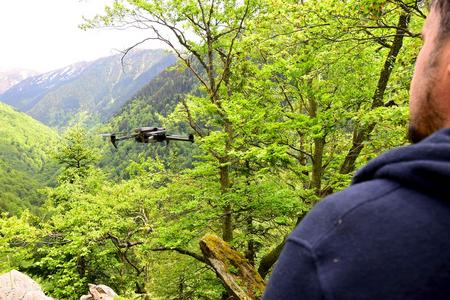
[150,246,209,265]
[181,98,206,137]
[213,1,251,99]
[119,37,162,69]
[106,232,144,249]
[286,144,313,159]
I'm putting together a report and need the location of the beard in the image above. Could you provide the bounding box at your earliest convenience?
[408,80,445,144]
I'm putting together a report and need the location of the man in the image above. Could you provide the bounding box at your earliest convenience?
[263,2,450,299]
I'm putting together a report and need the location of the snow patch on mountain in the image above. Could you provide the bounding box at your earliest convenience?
[0,69,39,94]
[0,61,93,111]
[0,49,177,128]
[31,61,91,87]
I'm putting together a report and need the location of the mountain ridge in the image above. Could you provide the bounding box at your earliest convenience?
[0,49,177,128]
[0,68,39,94]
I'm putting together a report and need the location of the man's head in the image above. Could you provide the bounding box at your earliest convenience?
[409,1,450,143]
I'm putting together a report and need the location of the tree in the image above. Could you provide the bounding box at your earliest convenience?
[234,0,424,275]
[85,0,263,243]
[38,0,427,297]
[53,125,100,183]
[0,0,422,299]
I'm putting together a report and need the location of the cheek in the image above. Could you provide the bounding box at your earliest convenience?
[413,47,429,83]
[409,60,425,111]
[410,43,435,105]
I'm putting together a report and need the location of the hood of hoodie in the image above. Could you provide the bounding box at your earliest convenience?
[352,127,450,197]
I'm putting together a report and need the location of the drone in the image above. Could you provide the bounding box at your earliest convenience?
[101,127,194,148]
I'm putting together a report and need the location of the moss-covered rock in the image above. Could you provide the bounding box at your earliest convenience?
[199,234,266,300]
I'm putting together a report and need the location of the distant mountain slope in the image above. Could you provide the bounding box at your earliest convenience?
[99,65,199,178]
[0,68,38,94]
[1,62,91,112]
[0,49,176,128]
[113,65,197,129]
[0,102,58,214]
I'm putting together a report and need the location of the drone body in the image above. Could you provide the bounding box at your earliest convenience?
[102,127,194,148]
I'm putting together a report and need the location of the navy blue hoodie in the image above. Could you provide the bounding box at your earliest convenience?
[263,128,450,300]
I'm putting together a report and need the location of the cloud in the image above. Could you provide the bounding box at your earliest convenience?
[0,0,165,72]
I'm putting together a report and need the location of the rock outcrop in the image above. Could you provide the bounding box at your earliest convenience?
[80,284,117,300]
[0,270,53,300]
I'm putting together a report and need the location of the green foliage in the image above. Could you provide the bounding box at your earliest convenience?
[0,0,425,298]
[0,102,58,215]
[98,64,198,179]
[53,125,101,183]
[0,212,40,272]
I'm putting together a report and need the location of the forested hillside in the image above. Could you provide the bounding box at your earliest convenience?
[0,0,424,299]
[99,65,199,178]
[0,102,57,214]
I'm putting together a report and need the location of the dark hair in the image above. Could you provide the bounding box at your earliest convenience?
[432,0,450,40]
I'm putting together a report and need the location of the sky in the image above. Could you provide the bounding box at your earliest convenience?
[0,0,167,73]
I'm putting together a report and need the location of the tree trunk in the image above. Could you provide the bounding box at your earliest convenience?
[257,239,286,279]
[200,234,266,300]
[245,216,256,266]
[339,13,410,174]
[257,212,307,278]
[310,137,326,195]
[220,165,233,242]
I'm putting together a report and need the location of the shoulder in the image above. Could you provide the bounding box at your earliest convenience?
[279,179,450,300]
[290,179,401,247]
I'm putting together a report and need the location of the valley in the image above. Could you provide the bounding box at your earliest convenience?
[0,103,57,214]
[0,48,183,214]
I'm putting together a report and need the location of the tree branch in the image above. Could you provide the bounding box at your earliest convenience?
[150,246,209,265]
[339,13,410,174]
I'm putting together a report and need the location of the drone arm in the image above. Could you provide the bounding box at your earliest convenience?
[165,134,194,142]
[115,135,136,141]
[110,134,137,148]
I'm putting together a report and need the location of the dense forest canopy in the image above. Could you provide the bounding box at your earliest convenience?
[0,103,58,214]
[0,0,424,298]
